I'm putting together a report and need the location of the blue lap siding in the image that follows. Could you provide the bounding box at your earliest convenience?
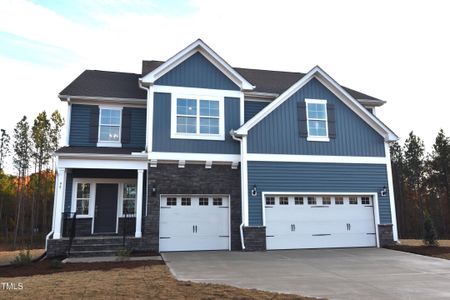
[155,52,239,90]
[247,78,385,157]
[244,101,269,122]
[152,92,240,154]
[247,161,392,226]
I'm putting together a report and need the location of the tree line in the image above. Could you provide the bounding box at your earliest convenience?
[391,129,450,240]
[0,111,64,249]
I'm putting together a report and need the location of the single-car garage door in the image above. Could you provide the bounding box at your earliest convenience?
[265,194,376,250]
[159,195,229,252]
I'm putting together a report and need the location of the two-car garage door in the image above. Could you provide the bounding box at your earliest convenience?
[265,194,377,250]
[159,195,229,252]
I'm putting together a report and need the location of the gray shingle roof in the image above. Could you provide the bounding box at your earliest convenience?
[59,70,147,100]
[58,61,382,102]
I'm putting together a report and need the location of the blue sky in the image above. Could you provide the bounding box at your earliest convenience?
[0,0,449,173]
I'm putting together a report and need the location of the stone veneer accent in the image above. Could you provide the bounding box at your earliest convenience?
[243,226,266,251]
[144,163,241,252]
[378,224,395,246]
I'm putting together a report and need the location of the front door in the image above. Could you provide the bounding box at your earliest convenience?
[94,184,118,234]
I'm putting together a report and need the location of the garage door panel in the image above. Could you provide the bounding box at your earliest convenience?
[160,195,229,252]
[265,195,376,250]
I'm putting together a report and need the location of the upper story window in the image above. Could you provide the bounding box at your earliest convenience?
[98,107,122,147]
[305,99,329,142]
[171,94,224,141]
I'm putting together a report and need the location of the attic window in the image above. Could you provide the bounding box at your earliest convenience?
[305,99,330,142]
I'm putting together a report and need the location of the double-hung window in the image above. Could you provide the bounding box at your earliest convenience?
[98,107,122,146]
[305,99,329,142]
[172,95,224,140]
[122,184,136,215]
[75,183,91,216]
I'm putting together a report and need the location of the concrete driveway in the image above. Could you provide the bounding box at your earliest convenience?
[162,248,450,300]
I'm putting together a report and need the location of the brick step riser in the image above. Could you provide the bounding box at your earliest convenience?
[70,244,126,252]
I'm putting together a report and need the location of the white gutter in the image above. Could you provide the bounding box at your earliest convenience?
[231,130,247,250]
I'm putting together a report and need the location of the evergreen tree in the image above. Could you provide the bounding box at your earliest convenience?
[423,211,439,246]
[0,129,10,170]
[12,116,31,248]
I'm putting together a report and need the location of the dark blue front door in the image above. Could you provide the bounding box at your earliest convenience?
[94,184,118,233]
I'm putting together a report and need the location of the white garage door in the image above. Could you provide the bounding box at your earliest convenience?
[265,194,376,250]
[159,195,229,252]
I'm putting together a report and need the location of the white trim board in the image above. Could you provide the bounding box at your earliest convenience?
[153,85,242,98]
[141,39,255,91]
[247,154,387,164]
[58,157,147,170]
[149,152,241,163]
[235,66,398,142]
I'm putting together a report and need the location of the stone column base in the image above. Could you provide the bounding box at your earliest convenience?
[378,224,395,246]
[243,226,266,251]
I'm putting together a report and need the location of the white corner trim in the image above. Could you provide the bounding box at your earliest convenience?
[235,66,398,142]
[170,93,225,141]
[149,152,240,163]
[141,39,255,90]
[246,153,387,164]
[385,142,399,241]
[241,136,249,226]
[146,85,154,152]
[240,92,245,125]
[65,102,71,146]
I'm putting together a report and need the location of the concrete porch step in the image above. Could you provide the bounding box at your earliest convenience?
[70,243,126,252]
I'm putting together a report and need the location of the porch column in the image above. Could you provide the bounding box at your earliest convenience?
[135,169,144,238]
[53,168,66,239]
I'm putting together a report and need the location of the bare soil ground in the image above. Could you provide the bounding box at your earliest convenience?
[0,260,317,299]
[0,249,45,266]
[387,239,450,260]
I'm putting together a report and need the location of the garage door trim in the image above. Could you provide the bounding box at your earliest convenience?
[159,194,232,251]
[261,191,380,248]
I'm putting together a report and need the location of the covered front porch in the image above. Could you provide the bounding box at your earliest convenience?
[50,153,148,246]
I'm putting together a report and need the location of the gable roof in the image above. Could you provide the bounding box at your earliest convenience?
[140,39,255,90]
[235,66,398,142]
[59,70,146,100]
[141,60,384,105]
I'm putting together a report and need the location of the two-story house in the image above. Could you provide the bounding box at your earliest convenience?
[47,39,398,257]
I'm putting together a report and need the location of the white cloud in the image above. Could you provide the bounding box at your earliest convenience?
[1,0,449,174]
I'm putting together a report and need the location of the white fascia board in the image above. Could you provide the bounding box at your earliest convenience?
[149,151,240,163]
[140,39,255,91]
[236,66,398,142]
[56,152,147,161]
[59,95,146,107]
[247,153,387,164]
[58,157,147,170]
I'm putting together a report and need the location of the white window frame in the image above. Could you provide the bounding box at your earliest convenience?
[305,98,330,142]
[170,93,225,141]
[120,183,137,217]
[71,180,95,218]
[97,106,123,147]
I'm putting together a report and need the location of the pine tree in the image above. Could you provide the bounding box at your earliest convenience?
[0,129,10,170]
[12,116,31,249]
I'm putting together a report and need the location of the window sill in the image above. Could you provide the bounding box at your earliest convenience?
[307,136,330,142]
[97,142,122,148]
[74,215,92,219]
[170,133,225,141]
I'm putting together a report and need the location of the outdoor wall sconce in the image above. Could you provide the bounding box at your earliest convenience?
[151,186,157,197]
[380,186,387,197]
[251,184,257,196]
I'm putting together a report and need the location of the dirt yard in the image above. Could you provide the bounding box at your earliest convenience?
[387,239,450,260]
[0,249,45,266]
[0,260,316,299]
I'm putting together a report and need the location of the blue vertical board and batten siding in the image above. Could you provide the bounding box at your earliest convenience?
[155,52,240,90]
[69,104,146,148]
[247,78,385,157]
[247,161,392,226]
[69,104,97,147]
[152,92,240,153]
[244,101,270,122]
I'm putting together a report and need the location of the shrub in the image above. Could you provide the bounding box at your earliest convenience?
[11,250,32,266]
[423,212,439,246]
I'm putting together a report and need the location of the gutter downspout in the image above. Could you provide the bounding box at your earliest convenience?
[231,130,247,250]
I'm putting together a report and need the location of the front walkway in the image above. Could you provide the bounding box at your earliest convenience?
[162,248,450,300]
